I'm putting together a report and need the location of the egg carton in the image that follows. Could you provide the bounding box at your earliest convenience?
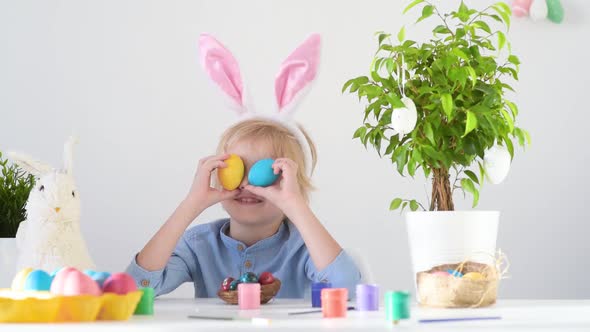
[0,290,142,323]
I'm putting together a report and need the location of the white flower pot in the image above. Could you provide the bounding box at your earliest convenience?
[406,211,500,306]
[0,238,17,288]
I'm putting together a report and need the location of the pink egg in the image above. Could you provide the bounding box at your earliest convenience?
[50,267,102,296]
[432,271,451,277]
[102,273,137,295]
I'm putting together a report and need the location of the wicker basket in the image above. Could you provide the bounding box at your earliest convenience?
[217,279,281,305]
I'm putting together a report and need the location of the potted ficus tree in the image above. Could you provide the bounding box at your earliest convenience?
[0,151,35,287]
[343,0,530,307]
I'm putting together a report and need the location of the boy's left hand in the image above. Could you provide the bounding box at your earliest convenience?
[244,158,306,215]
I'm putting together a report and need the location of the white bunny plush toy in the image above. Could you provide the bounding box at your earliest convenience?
[9,136,95,272]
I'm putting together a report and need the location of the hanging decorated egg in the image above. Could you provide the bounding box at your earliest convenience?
[546,0,564,23]
[530,0,548,21]
[511,0,533,17]
[391,97,417,139]
[248,159,279,187]
[484,144,511,184]
[218,154,245,190]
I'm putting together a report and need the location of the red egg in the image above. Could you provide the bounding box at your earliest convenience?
[258,272,275,285]
[221,277,235,291]
[102,273,138,295]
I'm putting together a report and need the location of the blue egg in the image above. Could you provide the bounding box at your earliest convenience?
[91,272,111,287]
[24,270,53,291]
[447,269,464,278]
[248,159,279,187]
[83,269,97,277]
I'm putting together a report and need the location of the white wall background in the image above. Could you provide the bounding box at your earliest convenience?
[1,0,589,299]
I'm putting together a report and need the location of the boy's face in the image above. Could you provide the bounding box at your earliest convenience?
[220,139,285,226]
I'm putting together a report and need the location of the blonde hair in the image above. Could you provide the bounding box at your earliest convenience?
[216,119,317,202]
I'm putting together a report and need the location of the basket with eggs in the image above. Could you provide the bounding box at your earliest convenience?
[217,271,281,305]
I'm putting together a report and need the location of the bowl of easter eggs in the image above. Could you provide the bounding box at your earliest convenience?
[0,267,142,323]
[217,272,281,305]
[416,261,498,308]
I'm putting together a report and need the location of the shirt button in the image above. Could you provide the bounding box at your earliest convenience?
[244,260,252,269]
[140,279,150,287]
[237,244,244,251]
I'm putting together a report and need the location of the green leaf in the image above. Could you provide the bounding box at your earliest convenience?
[385,92,405,108]
[491,3,511,29]
[473,20,491,34]
[403,0,424,14]
[424,122,435,144]
[386,58,394,74]
[464,170,479,184]
[342,78,355,93]
[466,66,477,87]
[353,126,367,139]
[416,5,434,23]
[441,94,453,119]
[451,48,469,62]
[501,109,514,132]
[378,33,391,46]
[397,26,406,42]
[389,198,403,210]
[497,31,506,50]
[410,200,419,211]
[508,55,520,65]
[461,178,480,207]
[463,111,477,137]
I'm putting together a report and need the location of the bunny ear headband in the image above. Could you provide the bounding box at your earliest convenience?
[198,33,320,177]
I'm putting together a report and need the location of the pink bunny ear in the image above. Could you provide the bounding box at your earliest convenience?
[199,34,245,112]
[274,34,321,115]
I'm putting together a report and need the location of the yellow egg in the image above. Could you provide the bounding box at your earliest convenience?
[218,154,244,190]
[12,267,34,291]
[463,272,485,281]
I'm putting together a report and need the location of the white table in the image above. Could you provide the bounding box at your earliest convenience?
[1,299,590,331]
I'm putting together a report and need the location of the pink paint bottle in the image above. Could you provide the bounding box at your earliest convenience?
[238,283,261,310]
[321,288,349,318]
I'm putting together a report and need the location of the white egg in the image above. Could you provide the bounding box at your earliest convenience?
[530,0,548,21]
[484,145,512,184]
[391,97,418,139]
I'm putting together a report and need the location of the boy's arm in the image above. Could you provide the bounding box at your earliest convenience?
[245,158,361,294]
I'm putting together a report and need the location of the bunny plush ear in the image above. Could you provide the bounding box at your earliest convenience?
[7,152,52,177]
[63,136,78,175]
[199,34,248,115]
[274,34,321,116]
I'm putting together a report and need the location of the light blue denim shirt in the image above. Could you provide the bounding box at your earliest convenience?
[126,219,361,298]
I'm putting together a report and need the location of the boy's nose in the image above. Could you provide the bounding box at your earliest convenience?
[238,171,249,189]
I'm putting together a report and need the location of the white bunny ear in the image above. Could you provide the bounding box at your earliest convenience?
[274,34,321,117]
[199,33,250,116]
[63,136,78,175]
[7,152,52,177]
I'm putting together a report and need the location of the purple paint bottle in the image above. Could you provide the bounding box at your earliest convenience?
[356,284,379,311]
[311,281,332,308]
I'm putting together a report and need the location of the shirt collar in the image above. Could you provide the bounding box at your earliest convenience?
[219,218,288,252]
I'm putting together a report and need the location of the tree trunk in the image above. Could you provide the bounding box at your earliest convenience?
[430,168,454,211]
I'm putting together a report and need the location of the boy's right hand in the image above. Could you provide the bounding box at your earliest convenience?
[185,154,238,211]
